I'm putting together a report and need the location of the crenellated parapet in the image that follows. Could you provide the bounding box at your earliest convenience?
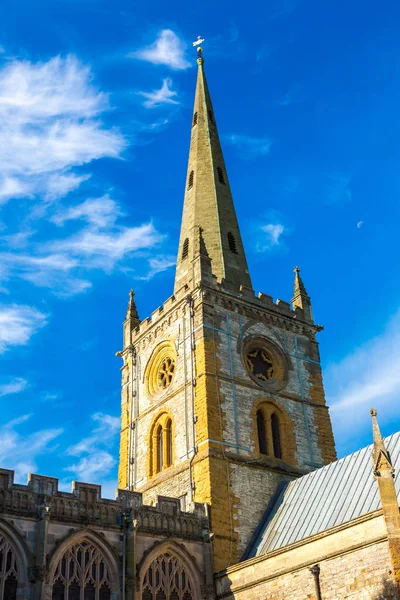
[0,469,209,540]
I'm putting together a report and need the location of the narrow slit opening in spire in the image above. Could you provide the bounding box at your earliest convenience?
[182,238,189,260]
[188,170,194,190]
[192,112,198,126]
[217,166,226,185]
[208,110,214,123]
[228,232,238,254]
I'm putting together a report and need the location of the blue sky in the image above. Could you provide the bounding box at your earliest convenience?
[1,0,400,498]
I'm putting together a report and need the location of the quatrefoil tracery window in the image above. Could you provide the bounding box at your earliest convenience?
[246,348,275,382]
[142,553,194,600]
[51,540,112,600]
[0,533,18,600]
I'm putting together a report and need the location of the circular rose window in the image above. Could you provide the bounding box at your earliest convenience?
[146,342,177,396]
[242,336,288,391]
[246,348,276,383]
[158,357,175,389]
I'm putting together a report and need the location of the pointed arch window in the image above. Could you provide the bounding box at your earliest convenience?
[150,414,174,476]
[192,112,198,126]
[228,232,238,254]
[141,553,194,600]
[165,419,172,468]
[0,532,18,600]
[182,238,189,260]
[156,425,164,472]
[188,171,194,190]
[50,540,112,600]
[255,404,286,460]
[257,410,268,455]
[217,166,226,185]
[271,413,282,459]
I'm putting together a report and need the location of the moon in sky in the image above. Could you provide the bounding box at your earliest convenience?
[357,221,364,229]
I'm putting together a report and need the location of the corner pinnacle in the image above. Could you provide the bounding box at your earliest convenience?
[371,408,394,478]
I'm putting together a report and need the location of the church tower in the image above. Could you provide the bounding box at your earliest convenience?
[118,48,336,571]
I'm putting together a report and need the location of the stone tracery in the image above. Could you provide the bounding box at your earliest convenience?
[50,540,112,600]
[0,532,18,600]
[141,552,194,600]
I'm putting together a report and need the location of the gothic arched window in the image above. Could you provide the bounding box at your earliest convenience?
[165,419,172,468]
[255,404,286,460]
[150,414,174,476]
[51,540,112,600]
[141,553,194,600]
[271,413,282,459]
[257,410,268,455]
[0,533,18,600]
[156,425,164,473]
[188,171,194,190]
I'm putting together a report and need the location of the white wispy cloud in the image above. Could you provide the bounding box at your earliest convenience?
[65,412,120,482]
[137,255,176,280]
[0,192,165,294]
[0,55,126,203]
[131,30,190,70]
[0,377,28,397]
[258,223,288,251]
[226,134,272,158]
[0,304,48,353]
[138,78,179,109]
[326,309,400,454]
[0,414,63,480]
[51,194,122,227]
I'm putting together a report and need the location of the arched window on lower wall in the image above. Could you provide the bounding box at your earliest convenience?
[142,553,194,600]
[0,533,18,600]
[50,540,112,600]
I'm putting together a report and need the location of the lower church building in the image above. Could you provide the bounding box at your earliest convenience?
[1,47,399,599]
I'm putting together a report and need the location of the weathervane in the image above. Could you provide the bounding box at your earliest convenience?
[192,35,205,58]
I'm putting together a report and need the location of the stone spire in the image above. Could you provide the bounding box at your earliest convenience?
[174,48,252,294]
[291,266,313,323]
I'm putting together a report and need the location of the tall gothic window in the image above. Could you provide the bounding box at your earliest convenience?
[0,533,18,600]
[141,553,194,600]
[156,425,164,473]
[257,410,268,455]
[271,413,282,459]
[51,540,112,600]
[150,414,174,476]
[188,171,194,190]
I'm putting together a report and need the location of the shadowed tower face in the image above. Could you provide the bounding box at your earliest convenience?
[174,51,252,293]
[118,49,336,573]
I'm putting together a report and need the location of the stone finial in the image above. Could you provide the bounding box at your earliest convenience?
[371,408,394,478]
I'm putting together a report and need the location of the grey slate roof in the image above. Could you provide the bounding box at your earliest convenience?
[245,431,400,559]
